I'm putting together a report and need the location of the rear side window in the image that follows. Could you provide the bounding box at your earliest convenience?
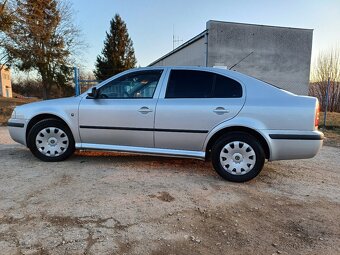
[165,70,242,98]
[214,74,242,98]
[165,70,214,98]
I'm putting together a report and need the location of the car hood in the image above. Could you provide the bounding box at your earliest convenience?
[14,96,82,120]
[17,96,80,109]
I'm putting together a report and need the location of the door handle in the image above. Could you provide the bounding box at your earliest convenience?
[213,107,230,115]
[138,106,153,114]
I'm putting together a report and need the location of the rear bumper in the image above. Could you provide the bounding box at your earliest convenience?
[263,130,323,161]
[7,119,28,146]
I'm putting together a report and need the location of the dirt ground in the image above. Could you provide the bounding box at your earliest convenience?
[0,127,339,255]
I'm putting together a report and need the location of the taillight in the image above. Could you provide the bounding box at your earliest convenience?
[315,101,320,128]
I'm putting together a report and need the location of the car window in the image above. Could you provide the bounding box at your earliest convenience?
[99,70,163,99]
[213,74,242,98]
[165,70,242,98]
[165,70,214,98]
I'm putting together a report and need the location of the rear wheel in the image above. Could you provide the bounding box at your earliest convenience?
[211,132,265,182]
[27,119,75,162]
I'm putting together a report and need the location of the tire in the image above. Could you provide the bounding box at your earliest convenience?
[211,132,265,182]
[27,118,75,162]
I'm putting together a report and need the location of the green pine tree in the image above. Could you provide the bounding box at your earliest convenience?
[94,14,137,80]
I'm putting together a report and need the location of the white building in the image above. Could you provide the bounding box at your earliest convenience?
[0,67,12,98]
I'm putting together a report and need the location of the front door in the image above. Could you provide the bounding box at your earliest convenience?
[79,69,164,148]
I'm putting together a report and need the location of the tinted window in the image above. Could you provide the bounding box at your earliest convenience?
[99,70,163,99]
[165,70,242,99]
[165,70,214,98]
[214,74,242,98]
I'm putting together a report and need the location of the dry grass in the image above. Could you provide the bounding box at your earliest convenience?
[319,111,340,127]
[319,112,340,147]
[0,97,38,124]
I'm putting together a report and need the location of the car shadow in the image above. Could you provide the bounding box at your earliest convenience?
[72,149,213,173]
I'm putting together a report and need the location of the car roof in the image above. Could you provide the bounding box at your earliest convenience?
[131,66,245,78]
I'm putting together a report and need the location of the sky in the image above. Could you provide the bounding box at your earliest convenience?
[70,0,340,73]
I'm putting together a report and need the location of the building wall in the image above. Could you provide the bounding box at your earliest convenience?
[149,21,313,95]
[207,21,313,95]
[0,67,12,98]
[150,35,206,66]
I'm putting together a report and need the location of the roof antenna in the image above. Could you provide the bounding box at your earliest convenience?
[229,51,254,70]
[172,25,183,50]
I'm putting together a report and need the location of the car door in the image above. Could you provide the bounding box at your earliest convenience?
[154,68,246,151]
[78,69,165,148]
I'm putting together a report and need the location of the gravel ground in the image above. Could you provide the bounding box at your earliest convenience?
[0,127,339,255]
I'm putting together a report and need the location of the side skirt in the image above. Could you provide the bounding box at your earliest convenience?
[75,143,206,160]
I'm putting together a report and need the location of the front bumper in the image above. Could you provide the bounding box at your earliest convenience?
[7,118,29,146]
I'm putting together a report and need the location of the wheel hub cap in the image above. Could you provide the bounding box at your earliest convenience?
[35,127,69,157]
[219,141,256,175]
[233,153,243,163]
[48,137,58,146]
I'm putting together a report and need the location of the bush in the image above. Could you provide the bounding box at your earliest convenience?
[12,79,74,99]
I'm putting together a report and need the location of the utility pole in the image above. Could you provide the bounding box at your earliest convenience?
[323,77,331,128]
[74,67,80,96]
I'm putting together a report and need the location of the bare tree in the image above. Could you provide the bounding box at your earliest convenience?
[309,48,340,112]
[3,0,82,99]
[0,0,14,71]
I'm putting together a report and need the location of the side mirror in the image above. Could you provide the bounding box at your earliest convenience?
[87,87,99,99]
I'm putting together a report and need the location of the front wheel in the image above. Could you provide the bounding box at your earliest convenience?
[211,132,265,182]
[27,119,75,162]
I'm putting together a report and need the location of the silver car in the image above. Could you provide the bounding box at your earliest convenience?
[8,66,323,182]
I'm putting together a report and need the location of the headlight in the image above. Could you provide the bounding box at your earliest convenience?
[12,109,25,119]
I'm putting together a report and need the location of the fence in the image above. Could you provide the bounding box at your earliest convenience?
[74,67,100,96]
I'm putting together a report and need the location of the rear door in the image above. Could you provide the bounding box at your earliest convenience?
[154,68,245,151]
